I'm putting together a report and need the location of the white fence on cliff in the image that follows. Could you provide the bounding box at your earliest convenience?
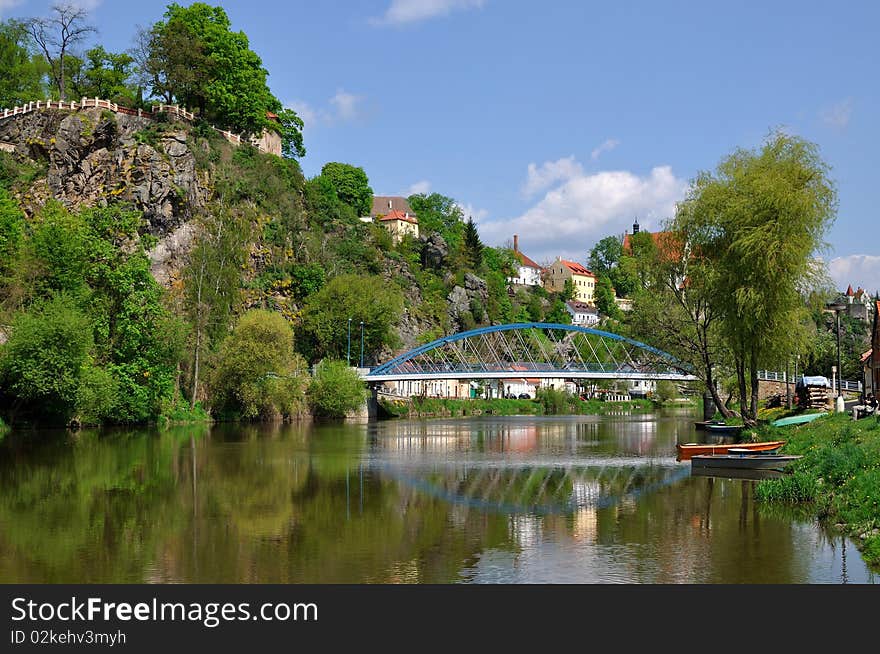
[0,97,262,152]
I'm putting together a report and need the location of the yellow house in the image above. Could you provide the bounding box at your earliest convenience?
[544,258,596,305]
[378,210,419,243]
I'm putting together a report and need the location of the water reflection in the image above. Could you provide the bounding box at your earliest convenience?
[0,413,874,584]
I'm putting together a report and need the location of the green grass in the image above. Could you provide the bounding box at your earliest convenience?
[754,413,880,568]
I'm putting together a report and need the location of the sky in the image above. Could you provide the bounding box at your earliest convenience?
[2,0,878,292]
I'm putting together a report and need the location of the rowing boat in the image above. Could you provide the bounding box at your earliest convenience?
[770,412,827,427]
[676,440,785,460]
[704,423,744,437]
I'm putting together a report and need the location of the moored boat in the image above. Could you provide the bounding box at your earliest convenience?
[704,423,744,437]
[770,412,827,427]
[676,439,785,460]
[690,453,802,471]
[693,419,727,430]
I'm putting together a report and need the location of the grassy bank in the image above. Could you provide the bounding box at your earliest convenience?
[378,396,656,419]
[754,413,880,568]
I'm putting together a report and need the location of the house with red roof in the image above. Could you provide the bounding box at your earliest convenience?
[368,196,420,243]
[544,258,597,305]
[844,284,871,321]
[508,234,543,287]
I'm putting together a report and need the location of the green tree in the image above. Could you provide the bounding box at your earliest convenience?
[307,359,368,418]
[319,163,373,217]
[209,309,308,419]
[182,200,252,409]
[588,235,623,276]
[144,2,301,144]
[595,275,620,320]
[74,46,137,104]
[561,278,576,301]
[0,188,24,282]
[674,131,836,425]
[0,19,47,106]
[26,3,96,101]
[545,299,572,325]
[299,275,403,363]
[0,293,92,419]
[408,193,465,252]
[462,216,483,269]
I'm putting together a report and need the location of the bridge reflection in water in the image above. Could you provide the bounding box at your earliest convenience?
[364,416,687,517]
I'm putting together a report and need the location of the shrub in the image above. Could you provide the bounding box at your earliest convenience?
[210,310,308,419]
[307,360,368,418]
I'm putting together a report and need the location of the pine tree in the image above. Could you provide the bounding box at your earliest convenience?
[463,216,483,269]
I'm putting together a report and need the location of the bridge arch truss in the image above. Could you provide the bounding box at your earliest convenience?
[365,322,696,382]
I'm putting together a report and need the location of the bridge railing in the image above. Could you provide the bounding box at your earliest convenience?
[756,370,861,392]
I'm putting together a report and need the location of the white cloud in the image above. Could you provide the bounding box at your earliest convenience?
[286,88,363,131]
[522,156,583,198]
[828,254,880,295]
[590,138,620,161]
[402,180,432,196]
[371,0,486,26]
[821,98,853,130]
[479,162,688,263]
[329,89,362,121]
[456,202,489,222]
[286,100,319,129]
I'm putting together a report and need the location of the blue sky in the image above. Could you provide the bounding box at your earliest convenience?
[2,0,878,291]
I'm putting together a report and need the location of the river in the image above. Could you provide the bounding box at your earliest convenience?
[0,409,874,583]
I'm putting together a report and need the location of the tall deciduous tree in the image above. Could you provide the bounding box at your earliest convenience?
[319,162,373,217]
[182,198,252,409]
[0,20,47,106]
[674,131,836,425]
[26,3,96,101]
[299,275,403,363]
[144,2,304,154]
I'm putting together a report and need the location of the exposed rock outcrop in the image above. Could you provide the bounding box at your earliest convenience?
[0,107,211,285]
[447,272,489,330]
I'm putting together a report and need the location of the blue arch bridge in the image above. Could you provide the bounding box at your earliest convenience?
[364,322,697,384]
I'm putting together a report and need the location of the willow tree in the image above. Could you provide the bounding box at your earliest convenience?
[674,132,836,425]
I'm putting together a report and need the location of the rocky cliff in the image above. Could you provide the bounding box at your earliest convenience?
[0,107,210,285]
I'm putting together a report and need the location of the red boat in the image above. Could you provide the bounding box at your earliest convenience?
[675,440,785,461]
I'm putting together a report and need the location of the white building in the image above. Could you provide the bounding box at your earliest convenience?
[565,301,599,326]
[508,234,543,287]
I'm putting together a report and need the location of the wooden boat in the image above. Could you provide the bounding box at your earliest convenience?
[693,419,727,430]
[676,440,785,460]
[770,412,827,427]
[690,453,802,471]
[704,423,744,437]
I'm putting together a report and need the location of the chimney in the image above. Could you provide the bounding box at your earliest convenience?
[388,200,393,210]
[513,234,519,252]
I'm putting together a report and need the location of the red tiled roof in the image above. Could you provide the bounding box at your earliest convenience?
[846,284,854,296]
[514,250,542,270]
[560,259,594,277]
[266,111,279,120]
[379,209,418,224]
[622,230,684,263]
[861,349,873,363]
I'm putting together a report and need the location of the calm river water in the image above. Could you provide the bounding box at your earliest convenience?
[0,410,874,583]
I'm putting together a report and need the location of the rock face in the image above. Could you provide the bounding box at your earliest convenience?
[447,272,489,330]
[0,108,211,285]
[419,232,448,269]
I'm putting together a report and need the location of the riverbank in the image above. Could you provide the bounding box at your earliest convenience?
[378,396,658,418]
[754,412,880,568]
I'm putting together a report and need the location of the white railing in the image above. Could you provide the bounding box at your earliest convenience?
[757,370,861,392]
[0,98,270,153]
